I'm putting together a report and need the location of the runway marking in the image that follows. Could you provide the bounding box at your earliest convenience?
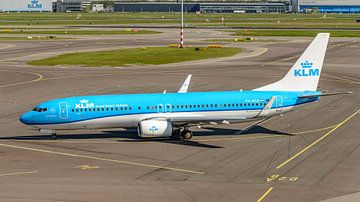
[276,109,360,169]
[75,165,100,170]
[0,70,43,88]
[0,143,204,175]
[0,170,38,177]
[266,174,298,183]
[256,187,274,202]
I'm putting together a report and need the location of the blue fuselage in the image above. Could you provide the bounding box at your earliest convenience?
[19,90,319,130]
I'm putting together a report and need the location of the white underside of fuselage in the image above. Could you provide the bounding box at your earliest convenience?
[30,106,294,130]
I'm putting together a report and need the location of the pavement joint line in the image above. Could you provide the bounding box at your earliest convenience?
[0,143,204,175]
[276,109,360,169]
[195,135,277,142]
[0,70,43,88]
[323,74,360,85]
[0,170,38,177]
[256,187,274,202]
[342,75,360,82]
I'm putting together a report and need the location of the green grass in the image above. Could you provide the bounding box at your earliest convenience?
[28,47,241,67]
[0,29,161,35]
[0,13,359,29]
[232,29,360,37]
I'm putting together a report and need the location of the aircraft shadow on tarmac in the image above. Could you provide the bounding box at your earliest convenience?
[0,126,290,149]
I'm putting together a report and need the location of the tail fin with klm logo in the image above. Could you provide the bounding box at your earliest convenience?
[254,33,330,92]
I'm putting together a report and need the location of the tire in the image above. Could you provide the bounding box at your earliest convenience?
[182,131,193,140]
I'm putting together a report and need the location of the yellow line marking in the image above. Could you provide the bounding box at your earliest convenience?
[0,143,204,175]
[276,109,360,169]
[75,165,100,170]
[256,187,274,202]
[292,125,337,135]
[0,170,38,177]
[0,71,43,88]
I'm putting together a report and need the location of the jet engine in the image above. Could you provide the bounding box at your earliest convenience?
[138,119,173,138]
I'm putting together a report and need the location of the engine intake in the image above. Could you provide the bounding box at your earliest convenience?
[138,119,173,138]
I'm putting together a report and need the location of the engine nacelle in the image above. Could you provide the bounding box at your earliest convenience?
[138,119,173,138]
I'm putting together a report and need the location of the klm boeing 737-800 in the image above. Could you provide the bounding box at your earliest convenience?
[20,33,345,140]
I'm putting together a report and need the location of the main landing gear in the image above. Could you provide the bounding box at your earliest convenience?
[172,128,193,140]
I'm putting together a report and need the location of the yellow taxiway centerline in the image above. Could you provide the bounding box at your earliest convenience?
[0,71,43,88]
[0,170,38,177]
[0,143,204,175]
[256,187,274,202]
[276,109,360,169]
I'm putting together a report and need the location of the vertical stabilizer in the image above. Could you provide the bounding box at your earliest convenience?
[254,33,330,91]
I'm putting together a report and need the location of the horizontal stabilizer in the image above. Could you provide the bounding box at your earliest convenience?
[298,92,352,99]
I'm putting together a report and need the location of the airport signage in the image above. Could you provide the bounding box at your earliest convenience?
[0,0,52,12]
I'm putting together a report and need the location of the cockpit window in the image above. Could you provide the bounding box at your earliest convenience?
[33,107,48,112]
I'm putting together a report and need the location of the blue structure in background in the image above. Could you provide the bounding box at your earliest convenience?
[300,5,360,13]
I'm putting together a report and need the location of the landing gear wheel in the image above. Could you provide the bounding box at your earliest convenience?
[51,133,57,140]
[182,130,193,140]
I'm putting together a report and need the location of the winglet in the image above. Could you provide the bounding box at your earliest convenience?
[178,74,192,93]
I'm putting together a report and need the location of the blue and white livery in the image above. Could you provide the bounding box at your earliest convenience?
[20,33,339,139]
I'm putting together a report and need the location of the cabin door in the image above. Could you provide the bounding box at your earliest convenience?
[157,104,164,113]
[59,102,68,119]
[165,103,172,113]
[275,96,283,112]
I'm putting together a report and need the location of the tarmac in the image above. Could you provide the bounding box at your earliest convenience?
[0,28,359,202]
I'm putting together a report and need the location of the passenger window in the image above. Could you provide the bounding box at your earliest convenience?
[76,109,79,112]
[138,106,141,110]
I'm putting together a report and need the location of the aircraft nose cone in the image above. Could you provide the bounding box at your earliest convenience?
[19,112,33,125]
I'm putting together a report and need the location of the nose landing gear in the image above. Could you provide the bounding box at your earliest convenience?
[39,128,57,140]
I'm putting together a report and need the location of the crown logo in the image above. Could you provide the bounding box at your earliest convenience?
[80,99,89,104]
[301,60,313,68]
[31,0,39,3]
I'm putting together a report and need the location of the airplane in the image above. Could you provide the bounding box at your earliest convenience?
[19,33,348,140]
